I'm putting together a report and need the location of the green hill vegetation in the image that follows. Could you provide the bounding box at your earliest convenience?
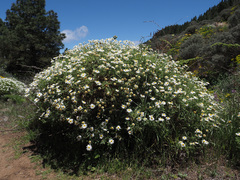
[146,0,240,84]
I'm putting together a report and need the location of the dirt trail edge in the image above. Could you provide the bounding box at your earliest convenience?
[0,130,44,180]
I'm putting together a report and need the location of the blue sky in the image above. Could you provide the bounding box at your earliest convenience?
[0,0,222,51]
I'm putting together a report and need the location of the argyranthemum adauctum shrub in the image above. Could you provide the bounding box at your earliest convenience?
[0,76,26,96]
[26,38,223,157]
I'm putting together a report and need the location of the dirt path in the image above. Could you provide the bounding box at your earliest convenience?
[0,130,44,180]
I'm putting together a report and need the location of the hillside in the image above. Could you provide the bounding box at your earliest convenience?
[146,0,240,84]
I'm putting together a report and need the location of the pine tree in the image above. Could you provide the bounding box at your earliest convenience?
[3,0,65,76]
[0,18,12,69]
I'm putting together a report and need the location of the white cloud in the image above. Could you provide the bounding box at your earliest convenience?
[62,26,88,43]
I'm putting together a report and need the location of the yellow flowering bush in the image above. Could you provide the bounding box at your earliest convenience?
[26,38,223,159]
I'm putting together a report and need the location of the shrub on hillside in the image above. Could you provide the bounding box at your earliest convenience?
[219,9,231,21]
[179,34,204,59]
[0,76,26,96]
[26,38,223,161]
[211,32,235,44]
[183,25,199,34]
[228,9,240,28]
[211,72,240,164]
[230,24,240,43]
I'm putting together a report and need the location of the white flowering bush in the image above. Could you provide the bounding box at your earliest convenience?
[26,38,223,159]
[0,76,26,96]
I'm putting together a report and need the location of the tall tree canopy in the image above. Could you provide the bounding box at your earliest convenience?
[1,0,65,76]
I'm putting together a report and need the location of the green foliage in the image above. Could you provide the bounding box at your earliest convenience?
[196,25,216,38]
[183,24,199,34]
[219,9,232,21]
[179,34,204,59]
[1,94,26,104]
[0,0,65,77]
[146,0,240,84]
[147,0,240,43]
[210,72,240,164]
[26,38,223,168]
[0,19,12,70]
[228,9,240,28]
[230,24,240,43]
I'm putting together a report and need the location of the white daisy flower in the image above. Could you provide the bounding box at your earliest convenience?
[202,139,209,145]
[126,108,132,113]
[90,104,96,109]
[86,144,92,151]
[121,104,127,109]
[179,141,185,147]
[81,73,86,77]
[116,125,121,131]
[182,136,187,140]
[109,139,114,144]
[158,117,164,122]
[82,123,87,129]
[149,115,155,121]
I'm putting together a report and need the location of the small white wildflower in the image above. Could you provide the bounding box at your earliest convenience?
[78,106,83,111]
[82,123,87,129]
[166,117,170,120]
[86,144,92,151]
[202,139,209,145]
[37,92,42,98]
[83,85,89,89]
[158,117,164,122]
[195,129,202,134]
[121,104,127,109]
[90,104,96,109]
[182,136,187,140]
[179,141,185,147]
[81,73,86,77]
[190,91,195,94]
[136,117,141,121]
[34,98,39,103]
[68,118,74,124]
[95,81,101,86]
[116,125,121,131]
[149,115,155,121]
[150,97,156,101]
[109,139,114,144]
[94,70,100,73]
[164,82,169,86]
[126,108,132,113]
[99,134,104,139]
[140,94,145,98]
[236,132,240,136]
